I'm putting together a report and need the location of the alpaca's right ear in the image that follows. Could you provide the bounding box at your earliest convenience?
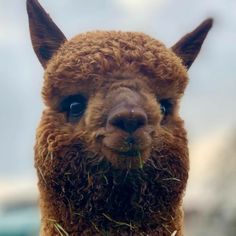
[171,18,213,70]
[26,0,67,68]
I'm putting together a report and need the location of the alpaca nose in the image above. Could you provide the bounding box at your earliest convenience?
[108,107,148,133]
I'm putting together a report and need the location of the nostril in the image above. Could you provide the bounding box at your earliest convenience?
[108,109,147,133]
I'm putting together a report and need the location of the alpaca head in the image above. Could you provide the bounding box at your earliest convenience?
[27,0,213,234]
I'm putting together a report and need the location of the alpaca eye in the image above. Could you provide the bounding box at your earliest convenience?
[160,104,166,115]
[60,94,87,121]
[159,99,172,116]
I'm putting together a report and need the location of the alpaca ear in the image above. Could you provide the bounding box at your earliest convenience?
[171,18,213,69]
[26,0,67,68]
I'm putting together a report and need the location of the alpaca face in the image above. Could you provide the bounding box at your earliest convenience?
[27,0,212,233]
[34,32,190,229]
[34,32,190,230]
[40,31,188,170]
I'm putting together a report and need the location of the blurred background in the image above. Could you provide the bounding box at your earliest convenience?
[0,0,235,235]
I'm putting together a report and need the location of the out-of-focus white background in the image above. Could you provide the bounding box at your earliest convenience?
[0,0,235,235]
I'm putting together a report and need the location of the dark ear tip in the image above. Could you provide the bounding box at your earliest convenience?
[26,0,38,5]
[26,0,40,13]
[26,0,35,8]
[201,18,214,30]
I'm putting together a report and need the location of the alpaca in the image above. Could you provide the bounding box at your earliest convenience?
[26,0,213,235]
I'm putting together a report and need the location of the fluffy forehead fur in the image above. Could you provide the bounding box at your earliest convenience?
[43,31,188,108]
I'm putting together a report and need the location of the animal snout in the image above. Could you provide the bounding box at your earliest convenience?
[107,107,148,133]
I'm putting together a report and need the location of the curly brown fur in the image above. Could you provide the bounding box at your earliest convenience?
[27,1,213,235]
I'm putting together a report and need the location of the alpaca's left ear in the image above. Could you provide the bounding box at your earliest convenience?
[171,18,213,69]
[26,0,67,68]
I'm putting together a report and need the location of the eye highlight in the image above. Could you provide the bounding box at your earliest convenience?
[60,94,87,122]
[159,99,172,117]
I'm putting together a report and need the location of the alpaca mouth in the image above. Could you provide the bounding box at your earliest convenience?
[96,128,153,168]
[103,145,143,157]
[115,148,143,158]
[101,144,151,169]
